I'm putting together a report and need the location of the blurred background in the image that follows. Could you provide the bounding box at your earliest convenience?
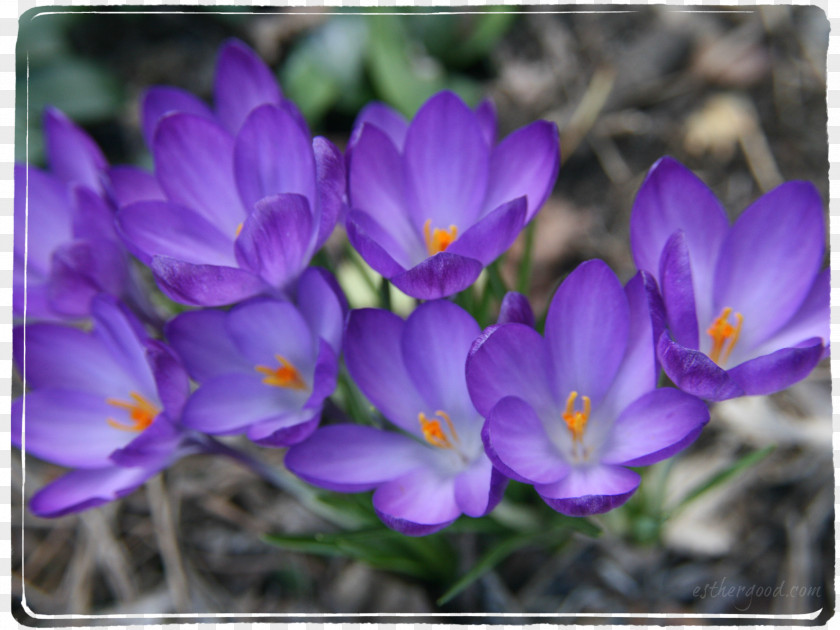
[13,5,832,621]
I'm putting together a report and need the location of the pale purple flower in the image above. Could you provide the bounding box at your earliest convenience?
[631,157,828,401]
[116,40,345,306]
[466,260,709,516]
[285,300,506,535]
[345,91,559,300]
[166,268,345,446]
[12,296,194,517]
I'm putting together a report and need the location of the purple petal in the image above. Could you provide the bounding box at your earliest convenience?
[600,388,709,466]
[110,415,187,468]
[404,91,489,231]
[727,340,825,396]
[246,409,321,447]
[117,200,237,267]
[16,389,138,468]
[475,99,497,147]
[447,197,527,265]
[214,39,283,135]
[226,299,316,371]
[303,339,339,411]
[153,113,244,235]
[166,309,252,382]
[536,465,640,516]
[658,334,744,401]
[466,323,557,419]
[345,209,410,276]
[483,396,570,484]
[545,260,629,405]
[71,186,117,241]
[150,256,266,307]
[390,252,483,301]
[107,165,166,207]
[373,466,460,536]
[659,231,699,349]
[713,181,825,349]
[482,120,560,221]
[344,308,428,436]
[296,267,347,355]
[347,124,422,262]
[47,240,128,317]
[401,300,481,420]
[234,193,313,289]
[182,373,308,434]
[43,107,107,192]
[630,156,729,307]
[285,424,427,492]
[497,292,535,327]
[144,339,190,419]
[312,136,346,249]
[29,465,158,518]
[350,101,409,151]
[234,104,317,215]
[454,455,505,518]
[141,86,214,148]
[15,165,74,272]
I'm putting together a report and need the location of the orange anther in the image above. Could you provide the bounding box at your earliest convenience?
[562,391,591,443]
[706,307,743,366]
[418,410,460,449]
[423,219,458,256]
[255,355,308,390]
[106,392,159,432]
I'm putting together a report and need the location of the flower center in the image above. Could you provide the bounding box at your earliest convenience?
[106,392,159,432]
[423,219,458,256]
[562,391,591,444]
[255,355,308,390]
[706,307,743,366]
[418,410,460,449]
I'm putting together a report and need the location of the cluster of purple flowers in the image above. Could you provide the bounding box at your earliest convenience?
[13,40,828,534]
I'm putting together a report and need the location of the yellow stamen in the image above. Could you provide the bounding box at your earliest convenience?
[418,410,460,449]
[423,219,458,256]
[255,355,308,390]
[106,392,159,432]
[235,223,243,238]
[706,307,744,366]
[562,391,591,444]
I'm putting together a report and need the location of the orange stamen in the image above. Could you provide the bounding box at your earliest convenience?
[562,391,591,444]
[106,392,159,432]
[255,355,308,390]
[418,410,460,449]
[706,307,744,366]
[423,219,458,255]
[235,223,243,238]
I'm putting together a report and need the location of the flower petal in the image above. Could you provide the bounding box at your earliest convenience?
[47,240,128,318]
[43,107,107,192]
[226,299,315,370]
[545,259,629,405]
[214,39,283,134]
[658,230,699,349]
[234,104,317,214]
[312,136,346,249]
[29,465,159,518]
[483,396,570,484]
[713,181,825,349]
[110,415,188,468]
[246,409,321,447]
[658,334,744,401]
[373,466,460,535]
[447,197,527,265]
[466,323,556,419]
[536,465,640,516]
[600,388,709,466]
[107,166,166,207]
[144,339,190,419]
[345,209,410,276]
[727,341,825,396]
[350,101,409,151]
[404,91,489,231]
[475,98,497,147]
[454,455,506,518]
[72,186,118,241]
[150,256,266,307]
[153,113,244,235]
[344,308,428,436]
[497,292,535,327]
[390,252,483,301]
[234,193,313,289]
[482,120,560,221]
[285,424,427,492]
[630,156,729,304]
[141,86,214,148]
[296,267,347,355]
[15,165,74,273]
[165,309,252,382]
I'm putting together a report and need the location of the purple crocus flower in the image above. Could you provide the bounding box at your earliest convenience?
[285,300,507,535]
[14,109,135,321]
[116,39,345,306]
[466,260,710,516]
[12,296,194,517]
[345,91,560,300]
[166,268,345,446]
[630,157,828,401]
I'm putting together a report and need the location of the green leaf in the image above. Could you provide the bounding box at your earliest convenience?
[28,57,123,123]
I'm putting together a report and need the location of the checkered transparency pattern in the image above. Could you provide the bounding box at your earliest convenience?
[4,0,835,628]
